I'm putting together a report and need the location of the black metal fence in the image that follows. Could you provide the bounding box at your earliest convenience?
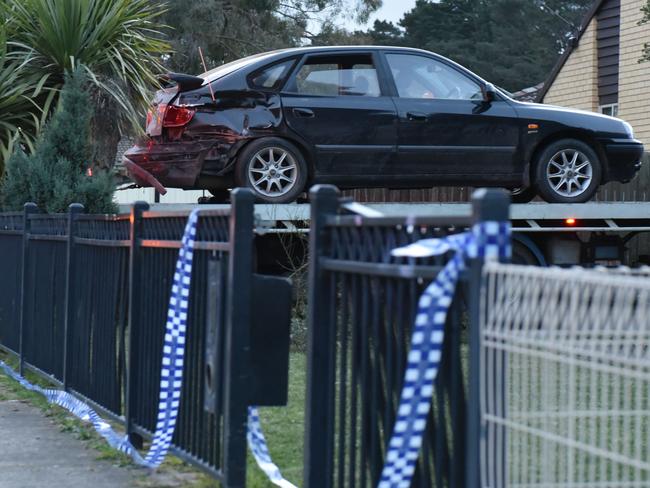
[304,185,509,488]
[0,184,509,488]
[0,189,291,487]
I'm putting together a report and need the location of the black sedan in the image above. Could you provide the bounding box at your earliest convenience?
[124,46,644,203]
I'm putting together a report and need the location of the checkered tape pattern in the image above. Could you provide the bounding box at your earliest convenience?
[0,209,201,468]
[0,360,148,464]
[379,221,511,488]
[0,208,294,485]
[248,407,298,488]
[143,208,199,466]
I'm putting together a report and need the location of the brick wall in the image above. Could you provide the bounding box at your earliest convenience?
[544,21,599,111]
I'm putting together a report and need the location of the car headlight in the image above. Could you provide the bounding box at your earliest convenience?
[622,121,635,138]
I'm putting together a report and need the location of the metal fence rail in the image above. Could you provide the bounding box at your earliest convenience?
[68,211,130,417]
[126,204,252,483]
[481,263,650,488]
[305,185,510,488]
[0,212,24,354]
[22,210,68,380]
[0,190,270,487]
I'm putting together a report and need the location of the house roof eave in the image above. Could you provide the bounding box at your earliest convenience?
[536,0,607,103]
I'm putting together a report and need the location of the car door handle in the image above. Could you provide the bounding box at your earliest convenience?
[406,111,428,122]
[293,108,315,118]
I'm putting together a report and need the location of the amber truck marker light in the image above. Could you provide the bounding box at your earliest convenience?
[566,218,576,226]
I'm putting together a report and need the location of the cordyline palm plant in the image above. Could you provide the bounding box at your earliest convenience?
[0,26,54,173]
[3,0,169,169]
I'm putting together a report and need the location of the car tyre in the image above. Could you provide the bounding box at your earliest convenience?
[534,139,602,203]
[510,186,537,203]
[235,138,308,203]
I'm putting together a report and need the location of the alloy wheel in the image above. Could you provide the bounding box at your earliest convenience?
[546,149,593,198]
[247,147,298,198]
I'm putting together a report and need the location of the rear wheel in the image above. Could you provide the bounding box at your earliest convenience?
[534,139,601,203]
[510,186,536,203]
[235,138,308,203]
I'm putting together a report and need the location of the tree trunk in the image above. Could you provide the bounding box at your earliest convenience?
[89,90,123,171]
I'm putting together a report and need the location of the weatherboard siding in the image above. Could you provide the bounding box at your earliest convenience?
[544,0,649,148]
[544,21,599,112]
[618,0,650,147]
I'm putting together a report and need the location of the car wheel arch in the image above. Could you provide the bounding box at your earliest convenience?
[526,130,609,184]
[231,135,316,182]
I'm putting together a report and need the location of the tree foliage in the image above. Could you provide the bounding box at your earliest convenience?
[158,0,380,74]
[0,25,55,172]
[1,0,169,169]
[366,0,594,91]
[2,70,116,213]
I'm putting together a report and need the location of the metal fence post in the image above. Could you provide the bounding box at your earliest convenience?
[304,184,340,488]
[126,201,148,448]
[466,189,510,488]
[62,203,83,391]
[223,188,255,488]
[18,202,38,377]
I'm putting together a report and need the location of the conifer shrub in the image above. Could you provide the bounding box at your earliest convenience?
[1,69,116,214]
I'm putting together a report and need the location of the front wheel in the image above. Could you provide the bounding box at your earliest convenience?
[534,139,602,203]
[235,138,308,203]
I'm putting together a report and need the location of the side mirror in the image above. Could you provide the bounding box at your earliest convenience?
[483,83,497,103]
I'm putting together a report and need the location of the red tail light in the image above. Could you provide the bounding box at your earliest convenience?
[145,103,195,137]
[163,105,195,127]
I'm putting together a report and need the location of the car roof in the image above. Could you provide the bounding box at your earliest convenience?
[253,45,439,58]
[200,45,490,87]
[200,45,436,84]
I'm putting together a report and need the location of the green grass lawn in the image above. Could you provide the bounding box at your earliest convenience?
[247,353,306,487]
[0,351,307,488]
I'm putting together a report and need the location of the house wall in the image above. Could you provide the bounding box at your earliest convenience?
[544,0,650,147]
[618,0,650,146]
[544,22,599,111]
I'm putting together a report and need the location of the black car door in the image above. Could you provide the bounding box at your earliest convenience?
[281,52,398,180]
[383,52,521,184]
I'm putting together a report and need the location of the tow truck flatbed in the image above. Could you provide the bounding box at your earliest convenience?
[121,202,650,233]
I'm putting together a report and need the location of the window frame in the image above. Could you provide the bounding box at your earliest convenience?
[246,56,300,92]
[379,50,494,102]
[282,51,389,98]
[599,103,619,118]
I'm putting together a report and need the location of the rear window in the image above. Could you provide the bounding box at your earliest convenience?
[200,50,287,84]
[249,60,294,90]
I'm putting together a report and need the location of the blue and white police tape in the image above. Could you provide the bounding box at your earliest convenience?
[378,221,511,488]
[143,207,199,466]
[0,209,202,468]
[248,406,298,488]
[0,208,295,486]
[0,359,147,465]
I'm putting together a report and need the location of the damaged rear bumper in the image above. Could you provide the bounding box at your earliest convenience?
[123,139,218,192]
[122,157,168,194]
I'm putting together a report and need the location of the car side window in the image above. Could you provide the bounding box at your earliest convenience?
[292,54,381,97]
[249,59,294,89]
[386,53,483,101]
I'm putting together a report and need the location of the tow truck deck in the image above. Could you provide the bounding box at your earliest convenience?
[118,201,650,267]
